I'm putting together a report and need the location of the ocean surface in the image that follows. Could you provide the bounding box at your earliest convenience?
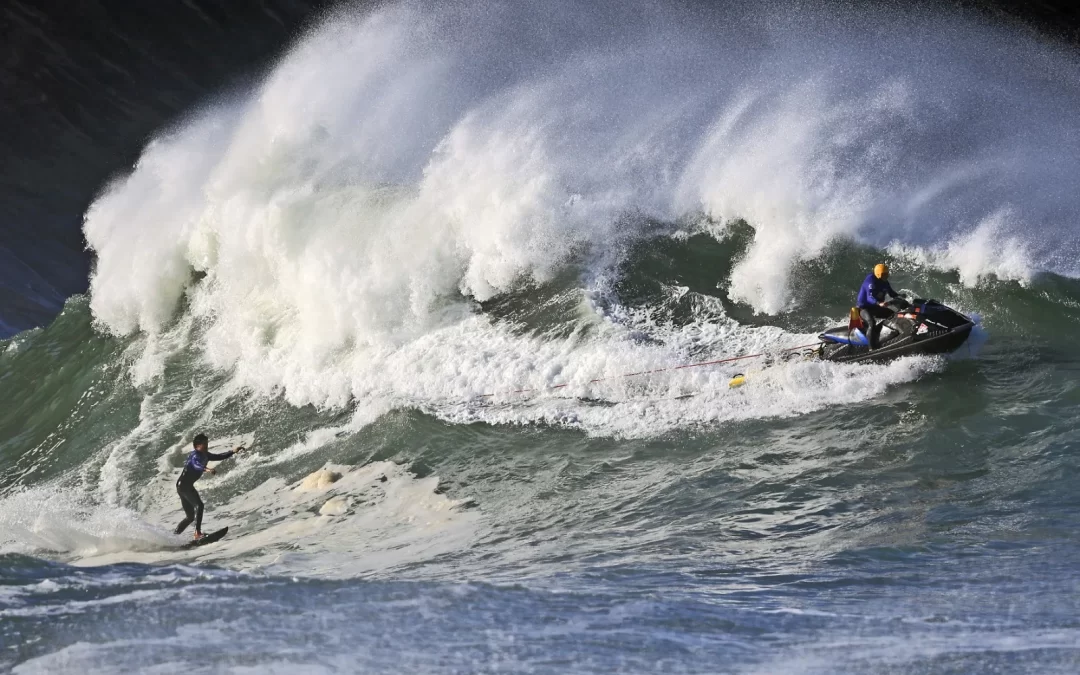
[3,1,1080,673]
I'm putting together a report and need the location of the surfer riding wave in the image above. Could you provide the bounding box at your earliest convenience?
[174,433,245,541]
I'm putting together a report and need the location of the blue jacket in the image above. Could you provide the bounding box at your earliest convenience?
[179,449,234,483]
[856,273,897,309]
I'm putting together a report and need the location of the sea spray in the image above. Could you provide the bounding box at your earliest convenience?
[82,2,1080,416]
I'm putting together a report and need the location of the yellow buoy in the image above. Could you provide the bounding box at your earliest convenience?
[728,374,747,388]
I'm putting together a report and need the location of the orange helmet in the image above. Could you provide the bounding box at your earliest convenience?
[874,263,889,279]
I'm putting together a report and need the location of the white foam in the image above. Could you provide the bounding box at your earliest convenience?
[889,211,1036,286]
[750,628,1080,675]
[0,588,180,619]
[2,452,479,580]
[0,486,175,558]
[196,461,479,578]
[80,0,1075,430]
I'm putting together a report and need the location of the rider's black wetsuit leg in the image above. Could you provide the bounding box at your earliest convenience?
[174,471,204,535]
[860,305,895,349]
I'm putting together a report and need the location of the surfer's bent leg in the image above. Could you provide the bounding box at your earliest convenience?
[175,480,204,534]
[175,481,195,534]
[193,489,204,533]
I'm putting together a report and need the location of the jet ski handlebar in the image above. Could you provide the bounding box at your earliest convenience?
[884,297,912,311]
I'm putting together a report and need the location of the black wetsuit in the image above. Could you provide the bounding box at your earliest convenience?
[175,448,234,535]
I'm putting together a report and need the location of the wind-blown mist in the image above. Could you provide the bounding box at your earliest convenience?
[83,0,1080,412]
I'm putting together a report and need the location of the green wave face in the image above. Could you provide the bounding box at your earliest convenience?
[3,230,1079,583]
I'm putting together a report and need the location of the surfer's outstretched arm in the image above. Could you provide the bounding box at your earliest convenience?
[203,447,245,473]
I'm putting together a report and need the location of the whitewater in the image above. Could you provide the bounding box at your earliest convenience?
[3,0,1080,672]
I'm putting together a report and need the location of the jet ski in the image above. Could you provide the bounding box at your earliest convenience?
[816,297,975,363]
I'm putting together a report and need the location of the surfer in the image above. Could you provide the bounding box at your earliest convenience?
[174,433,245,540]
[856,263,902,349]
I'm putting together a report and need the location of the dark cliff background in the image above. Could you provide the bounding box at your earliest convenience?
[0,0,335,336]
[1,0,1077,337]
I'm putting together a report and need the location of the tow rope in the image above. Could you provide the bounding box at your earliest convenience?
[476,341,822,399]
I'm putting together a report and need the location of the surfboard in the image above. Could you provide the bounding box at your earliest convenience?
[182,526,229,549]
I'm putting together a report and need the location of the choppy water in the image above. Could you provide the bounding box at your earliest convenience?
[3,1,1080,672]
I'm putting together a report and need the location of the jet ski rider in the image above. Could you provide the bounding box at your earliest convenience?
[856,263,902,349]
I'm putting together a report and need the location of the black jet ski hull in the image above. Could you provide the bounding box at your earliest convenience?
[815,299,976,364]
[819,321,974,364]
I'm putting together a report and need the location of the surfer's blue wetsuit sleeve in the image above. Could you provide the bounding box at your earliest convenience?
[185,451,206,473]
[181,450,233,480]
